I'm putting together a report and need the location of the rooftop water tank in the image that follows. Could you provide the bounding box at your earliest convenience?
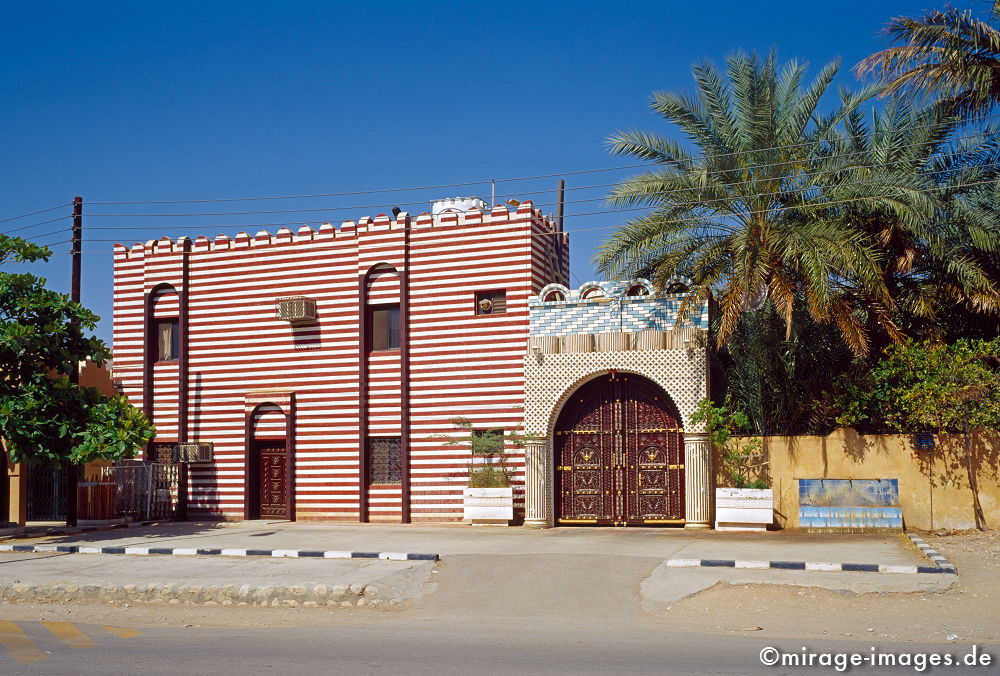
[431,196,487,217]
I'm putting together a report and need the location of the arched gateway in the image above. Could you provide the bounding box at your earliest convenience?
[522,279,712,528]
[555,373,684,525]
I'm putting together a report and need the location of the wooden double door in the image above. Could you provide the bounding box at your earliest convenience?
[555,374,685,525]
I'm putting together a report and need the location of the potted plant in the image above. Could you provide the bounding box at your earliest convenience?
[440,417,517,525]
[691,398,773,531]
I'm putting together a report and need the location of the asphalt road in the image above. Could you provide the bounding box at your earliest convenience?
[3,616,993,675]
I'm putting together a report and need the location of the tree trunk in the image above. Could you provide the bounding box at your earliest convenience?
[963,414,987,531]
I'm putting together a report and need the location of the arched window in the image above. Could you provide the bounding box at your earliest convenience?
[366,264,401,352]
[150,286,179,362]
[625,284,649,297]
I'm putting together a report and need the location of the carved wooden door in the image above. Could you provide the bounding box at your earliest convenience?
[555,374,684,525]
[257,442,287,519]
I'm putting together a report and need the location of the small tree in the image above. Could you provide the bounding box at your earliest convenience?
[438,417,531,488]
[690,397,767,489]
[0,235,154,466]
[845,339,1000,530]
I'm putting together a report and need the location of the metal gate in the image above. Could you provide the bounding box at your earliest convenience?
[96,463,181,521]
[27,463,70,521]
[555,373,684,525]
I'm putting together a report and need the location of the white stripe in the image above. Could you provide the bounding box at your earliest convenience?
[377,552,409,561]
[666,559,700,568]
[733,560,769,569]
[804,562,841,572]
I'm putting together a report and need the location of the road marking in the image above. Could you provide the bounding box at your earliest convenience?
[102,625,143,639]
[0,620,46,664]
[42,621,96,650]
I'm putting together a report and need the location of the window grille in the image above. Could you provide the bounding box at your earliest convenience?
[150,442,175,464]
[368,436,402,484]
[476,290,506,315]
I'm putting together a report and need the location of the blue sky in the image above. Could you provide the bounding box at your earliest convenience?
[0,0,961,342]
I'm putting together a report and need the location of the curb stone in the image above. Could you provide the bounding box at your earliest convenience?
[905,532,957,571]
[0,544,439,561]
[0,580,394,608]
[662,531,957,576]
[0,521,156,541]
[662,559,953,574]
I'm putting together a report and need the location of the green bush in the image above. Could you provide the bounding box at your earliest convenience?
[467,465,511,488]
[691,397,769,489]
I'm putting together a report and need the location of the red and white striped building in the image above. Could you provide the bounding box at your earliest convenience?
[112,200,569,522]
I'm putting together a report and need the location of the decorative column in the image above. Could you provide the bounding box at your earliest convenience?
[523,438,551,528]
[684,432,712,528]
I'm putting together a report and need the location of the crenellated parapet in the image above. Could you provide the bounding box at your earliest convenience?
[112,200,565,261]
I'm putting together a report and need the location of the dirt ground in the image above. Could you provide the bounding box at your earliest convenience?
[1,530,998,644]
[658,529,1000,643]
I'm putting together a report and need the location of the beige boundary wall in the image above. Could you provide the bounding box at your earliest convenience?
[745,428,1000,531]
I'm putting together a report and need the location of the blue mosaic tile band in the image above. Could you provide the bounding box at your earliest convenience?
[529,279,709,336]
[798,479,902,529]
[799,479,899,507]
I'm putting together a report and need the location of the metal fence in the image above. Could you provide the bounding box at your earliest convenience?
[27,463,69,521]
[93,462,181,522]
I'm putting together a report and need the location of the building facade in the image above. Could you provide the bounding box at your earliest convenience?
[112,200,568,522]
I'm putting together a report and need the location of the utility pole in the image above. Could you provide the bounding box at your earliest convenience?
[555,180,566,285]
[65,196,82,527]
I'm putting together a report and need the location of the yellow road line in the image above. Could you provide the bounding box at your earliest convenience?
[102,625,143,639]
[0,620,46,665]
[42,621,96,651]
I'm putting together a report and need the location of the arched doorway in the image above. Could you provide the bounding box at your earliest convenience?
[555,373,685,525]
[247,403,290,520]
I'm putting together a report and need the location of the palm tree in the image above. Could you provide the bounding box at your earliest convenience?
[595,51,889,353]
[818,99,1000,350]
[856,2,1000,119]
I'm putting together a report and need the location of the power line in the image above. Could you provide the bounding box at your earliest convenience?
[24,227,72,243]
[1,214,73,236]
[0,202,72,224]
[77,131,1000,223]
[82,111,1000,206]
[46,176,1000,254]
[75,151,1000,240]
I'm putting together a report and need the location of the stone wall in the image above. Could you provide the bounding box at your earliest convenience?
[745,428,1000,531]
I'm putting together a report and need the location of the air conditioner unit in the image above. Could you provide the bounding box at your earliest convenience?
[174,442,214,463]
[275,297,317,324]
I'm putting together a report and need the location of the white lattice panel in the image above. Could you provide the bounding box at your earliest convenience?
[522,348,708,436]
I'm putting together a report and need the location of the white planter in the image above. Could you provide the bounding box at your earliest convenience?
[463,487,514,525]
[715,488,773,532]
